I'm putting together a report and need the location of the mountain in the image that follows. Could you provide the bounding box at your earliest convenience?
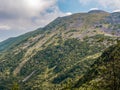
[0,10,120,90]
[88,10,108,14]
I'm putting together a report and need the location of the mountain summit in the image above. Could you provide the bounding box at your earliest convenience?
[88,10,108,14]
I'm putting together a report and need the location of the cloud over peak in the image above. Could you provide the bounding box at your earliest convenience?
[89,8,99,11]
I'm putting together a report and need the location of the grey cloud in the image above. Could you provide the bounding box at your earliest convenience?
[0,0,71,41]
[0,0,61,28]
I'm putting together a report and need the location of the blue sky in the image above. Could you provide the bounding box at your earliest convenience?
[57,0,116,13]
[58,0,83,13]
[58,0,99,13]
[0,0,120,42]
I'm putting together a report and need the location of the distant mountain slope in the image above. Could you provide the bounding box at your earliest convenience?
[0,28,44,52]
[0,37,17,51]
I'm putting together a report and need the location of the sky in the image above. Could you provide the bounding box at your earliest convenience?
[0,0,120,42]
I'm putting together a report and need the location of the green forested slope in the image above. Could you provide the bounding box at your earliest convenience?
[74,42,120,90]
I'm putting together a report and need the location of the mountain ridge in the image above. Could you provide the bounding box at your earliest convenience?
[1,10,120,52]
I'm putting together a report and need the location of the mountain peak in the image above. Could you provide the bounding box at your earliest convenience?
[88,10,108,14]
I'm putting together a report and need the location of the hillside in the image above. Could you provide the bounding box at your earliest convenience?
[74,42,120,90]
[0,10,120,90]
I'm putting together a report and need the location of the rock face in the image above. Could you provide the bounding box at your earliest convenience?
[0,11,120,90]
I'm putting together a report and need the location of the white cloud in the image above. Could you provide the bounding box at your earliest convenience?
[0,0,57,18]
[0,25,11,30]
[79,0,120,10]
[65,12,72,16]
[113,9,120,13]
[89,8,99,11]
[0,0,67,32]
